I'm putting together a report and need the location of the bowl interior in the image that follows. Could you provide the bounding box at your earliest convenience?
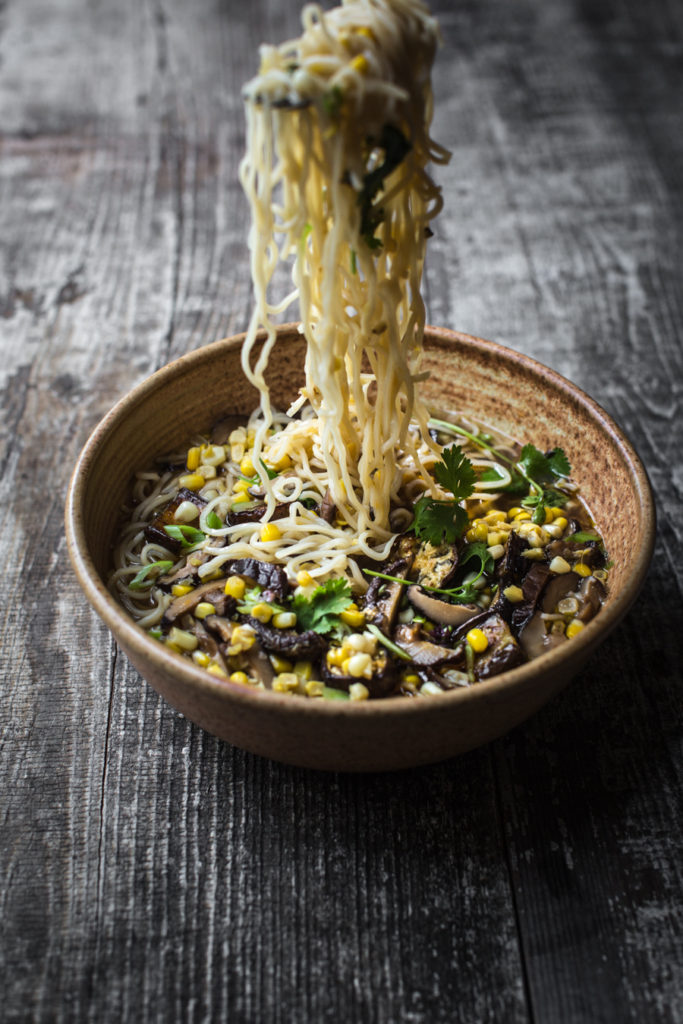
[66,325,655,770]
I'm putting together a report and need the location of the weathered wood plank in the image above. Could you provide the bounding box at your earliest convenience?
[1,0,682,1021]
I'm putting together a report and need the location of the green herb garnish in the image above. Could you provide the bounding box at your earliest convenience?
[357,124,411,249]
[129,560,173,590]
[292,578,352,635]
[205,510,223,530]
[163,524,206,548]
[411,445,476,545]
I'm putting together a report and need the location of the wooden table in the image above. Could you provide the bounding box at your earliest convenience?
[2,1,681,1020]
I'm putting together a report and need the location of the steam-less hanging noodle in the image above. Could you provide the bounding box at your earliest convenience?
[219,0,450,586]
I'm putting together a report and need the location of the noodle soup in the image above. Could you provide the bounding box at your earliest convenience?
[109,409,608,700]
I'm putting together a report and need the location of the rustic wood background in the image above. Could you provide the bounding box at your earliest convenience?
[1,0,681,1021]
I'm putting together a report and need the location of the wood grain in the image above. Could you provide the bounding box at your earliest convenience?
[1,0,681,1021]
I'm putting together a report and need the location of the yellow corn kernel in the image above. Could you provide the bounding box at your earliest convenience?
[270,656,293,674]
[574,563,592,578]
[483,510,507,524]
[167,627,198,652]
[341,658,351,676]
[326,647,345,667]
[487,530,505,547]
[273,611,297,629]
[507,507,524,517]
[553,516,568,533]
[207,663,228,679]
[178,473,205,491]
[229,671,249,686]
[296,570,315,587]
[224,575,246,599]
[566,619,584,639]
[340,604,365,628]
[350,54,368,73]
[233,478,251,494]
[503,585,524,603]
[202,445,226,467]
[293,660,313,681]
[541,506,555,524]
[186,446,202,471]
[192,650,210,668]
[355,25,374,39]
[403,673,419,685]
[171,583,193,597]
[466,521,489,543]
[466,628,489,653]
[251,603,273,623]
[487,543,506,561]
[260,522,282,543]
[239,454,256,477]
[304,679,325,698]
[513,511,532,522]
[273,673,300,693]
[231,493,251,506]
[194,602,216,619]
[349,682,370,701]
[347,652,372,678]
[549,507,565,519]
[549,556,572,574]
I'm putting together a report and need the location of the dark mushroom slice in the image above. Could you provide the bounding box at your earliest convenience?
[406,585,479,627]
[490,530,529,619]
[541,571,581,613]
[242,644,276,689]
[510,562,552,636]
[225,501,291,527]
[576,575,606,622]
[158,550,214,588]
[222,558,291,601]
[393,623,465,667]
[144,487,207,553]
[248,619,326,661]
[473,614,525,680]
[163,581,235,626]
[318,489,337,524]
[363,555,415,634]
[412,540,460,590]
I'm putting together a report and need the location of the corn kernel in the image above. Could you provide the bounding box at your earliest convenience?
[233,478,251,494]
[239,454,256,477]
[186,446,202,471]
[355,25,374,39]
[224,575,246,599]
[260,522,282,543]
[305,679,325,698]
[179,473,205,491]
[167,627,198,652]
[326,647,345,667]
[270,655,293,674]
[350,54,368,74]
[566,619,584,639]
[420,681,444,696]
[513,511,532,522]
[293,660,313,681]
[194,602,216,619]
[503,585,524,603]
[296,570,315,587]
[466,628,489,653]
[403,673,419,685]
[507,507,525,517]
[347,652,372,678]
[553,516,568,533]
[231,493,251,506]
[549,556,572,574]
[229,671,249,686]
[345,632,376,653]
[487,544,505,560]
[251,603,273,623]
[273,611,297,629]
[483,510,507,524]
[574,563,592,578]
[349,682,370,700]
[340,603,366,628]
[549,507,565,519]
[202,445,226,467]
[487,530,505,547]
[192,650,210,668]
[207,663,227,678]
[273,672,300,693]
[467,521,489,543]
[171,583,193,597]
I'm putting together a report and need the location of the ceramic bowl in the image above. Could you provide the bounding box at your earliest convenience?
[65,326,655,771]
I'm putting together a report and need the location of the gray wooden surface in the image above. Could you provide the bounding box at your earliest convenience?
[1,0,681,1021]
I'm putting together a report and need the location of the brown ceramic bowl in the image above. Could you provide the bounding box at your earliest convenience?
[65,325,655,771]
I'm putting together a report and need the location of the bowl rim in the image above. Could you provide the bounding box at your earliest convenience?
[65,324,656,719]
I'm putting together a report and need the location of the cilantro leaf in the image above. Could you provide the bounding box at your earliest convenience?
[518,444,570,484]
[412,497,469,546]
[205,510,223,530]
[129,560,173,590]
[433,445,477,500]
[292,578,353,635]
[460,540,495,575]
